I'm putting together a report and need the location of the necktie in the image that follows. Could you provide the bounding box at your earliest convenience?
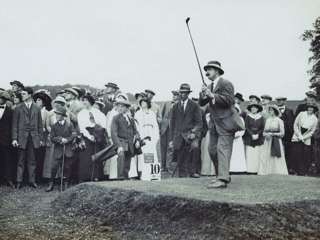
[0,105,4,109]
[279,107,285,113]
[124,114,130,125]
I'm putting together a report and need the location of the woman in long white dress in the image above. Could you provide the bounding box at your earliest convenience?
[230,104,247,173]
[135,98,160,181]
[258,105,288,175]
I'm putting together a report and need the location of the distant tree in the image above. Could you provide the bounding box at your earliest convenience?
[302,16,320,99]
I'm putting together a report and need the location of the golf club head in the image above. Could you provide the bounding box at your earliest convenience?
[186,17,190,24]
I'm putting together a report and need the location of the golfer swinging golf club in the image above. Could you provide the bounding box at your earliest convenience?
[199,61,240,188]
[185,17,240,188]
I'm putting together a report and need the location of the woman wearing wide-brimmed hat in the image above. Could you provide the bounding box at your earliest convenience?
[258,105,288,175]
[243,103,265,174]
[77,94,107,182]
[290,103,318,175]
[135,97,160,180]
[33,90,52,182]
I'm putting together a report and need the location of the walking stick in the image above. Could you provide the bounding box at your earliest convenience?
[91,142,96,181]
[60,144,66,192]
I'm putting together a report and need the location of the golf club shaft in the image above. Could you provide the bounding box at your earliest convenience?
[186,19,206,86]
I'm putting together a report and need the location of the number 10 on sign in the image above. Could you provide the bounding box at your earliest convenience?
[150,163,161,181]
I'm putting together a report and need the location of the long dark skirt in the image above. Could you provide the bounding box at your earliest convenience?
[78,138,104,182]
[290,142,312,176]
[42,145,54,179]
[312,140,320,175]
[35,146,46,182]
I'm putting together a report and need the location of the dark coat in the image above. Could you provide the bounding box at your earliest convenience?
[111,113,138,156]
[170,99,202,150]
[12,102,43,149]
[314,119,320,141]
[159,101,174,135]
[0,106,13,146]
[280,107,294,143]
[199,77,237,135]
[102,101,114,115]
[243,114,265,147]
[51,121,76,159]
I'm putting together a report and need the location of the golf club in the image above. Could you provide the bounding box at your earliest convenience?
[185,17,206,86]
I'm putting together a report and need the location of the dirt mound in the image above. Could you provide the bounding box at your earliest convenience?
[52,176,320,240]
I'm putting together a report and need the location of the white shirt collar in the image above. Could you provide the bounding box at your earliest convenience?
[25,102,32,108]
[59,119,65,125]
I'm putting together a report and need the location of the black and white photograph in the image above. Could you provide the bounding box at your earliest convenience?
[0,0,320,239]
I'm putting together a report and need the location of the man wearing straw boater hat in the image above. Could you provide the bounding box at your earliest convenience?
[199,60,241,188]
[169,83,202,178]
[103,82,120,114]
[64,87,84,127]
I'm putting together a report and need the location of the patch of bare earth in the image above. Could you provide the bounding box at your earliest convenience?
[0,185,117,240]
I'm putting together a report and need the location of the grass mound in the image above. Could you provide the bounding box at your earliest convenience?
[52,176,320,240]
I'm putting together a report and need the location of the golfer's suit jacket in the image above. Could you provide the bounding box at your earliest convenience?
[199,77,237,136]
[51,121,76,159]
[111,113,138,155]
[12,102,44,149]
[170,99,202,150]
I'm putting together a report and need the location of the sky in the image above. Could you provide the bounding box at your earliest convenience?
[0,0,319,100]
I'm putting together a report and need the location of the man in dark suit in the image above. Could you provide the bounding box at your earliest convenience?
[0,91,14,188]
[46,106,76,192]
[111,98,140,179]
[199,61,238,188]
[169,84,202,178]
[12,87,44,189]
[276,97,295,173]
[159,90,180,171]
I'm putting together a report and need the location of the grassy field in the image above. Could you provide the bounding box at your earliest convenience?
[92,175,320,204]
